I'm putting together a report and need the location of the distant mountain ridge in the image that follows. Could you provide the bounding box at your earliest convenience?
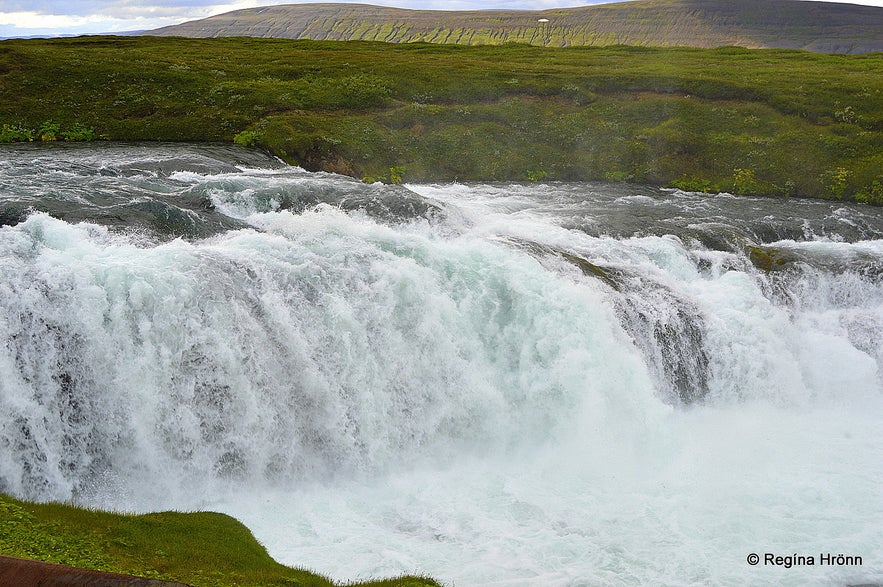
[143,0,883,54]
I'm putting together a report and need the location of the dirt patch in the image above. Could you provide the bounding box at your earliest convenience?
[0,555,192,586]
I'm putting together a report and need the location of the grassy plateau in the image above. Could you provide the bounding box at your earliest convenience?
[0,493,440,587]
[0,36,881,199]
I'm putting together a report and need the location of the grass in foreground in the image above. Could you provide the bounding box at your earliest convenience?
[0,36,881,203]
[0,493,440,587]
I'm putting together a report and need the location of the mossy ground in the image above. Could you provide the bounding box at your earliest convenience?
[0,493,440,587]
[0,36,881,203]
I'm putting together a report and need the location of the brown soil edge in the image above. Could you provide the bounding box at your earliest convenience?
[0,554,193,586]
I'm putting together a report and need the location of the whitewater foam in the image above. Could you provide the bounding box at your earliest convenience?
[1,146,881,586]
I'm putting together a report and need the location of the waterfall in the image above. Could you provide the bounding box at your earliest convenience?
[1,144,880,586]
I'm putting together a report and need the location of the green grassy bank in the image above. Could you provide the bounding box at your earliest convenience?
[0,493,439,587]
[0,36,881,203]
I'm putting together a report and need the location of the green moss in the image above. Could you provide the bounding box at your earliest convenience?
[0,493,441,587]
[669,176,716,193]
[854,178,883,206]
[747,245,790,272]
[557,250,619,290]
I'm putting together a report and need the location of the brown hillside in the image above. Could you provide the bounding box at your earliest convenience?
[143,0,883,54]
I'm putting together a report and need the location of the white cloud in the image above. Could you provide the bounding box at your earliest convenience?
[0,11,97,28]
[0,13,186,36]
[0,0,286,35]
[0,8,192,27]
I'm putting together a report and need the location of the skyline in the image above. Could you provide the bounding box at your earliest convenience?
[3,0,883,38]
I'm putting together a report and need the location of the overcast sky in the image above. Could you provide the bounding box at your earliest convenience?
[2,0,882,38]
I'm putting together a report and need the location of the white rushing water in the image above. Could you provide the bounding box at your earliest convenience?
[0,145,881,586]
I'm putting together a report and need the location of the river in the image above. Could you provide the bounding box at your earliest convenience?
[1,143,881,586]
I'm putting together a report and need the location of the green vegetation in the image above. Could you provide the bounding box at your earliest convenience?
[0,36,882,203]
[0,121,99,142]
[0,493,440,587]
[747,245,792,272]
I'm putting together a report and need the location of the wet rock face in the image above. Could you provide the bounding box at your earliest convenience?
[0,555,193,587]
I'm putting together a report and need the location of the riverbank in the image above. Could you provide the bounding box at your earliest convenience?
[0,36,881,203]
[0,493,440,587]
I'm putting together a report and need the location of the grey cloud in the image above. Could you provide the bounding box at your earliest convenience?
[7,0,600,18]
[3,0,230,16]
